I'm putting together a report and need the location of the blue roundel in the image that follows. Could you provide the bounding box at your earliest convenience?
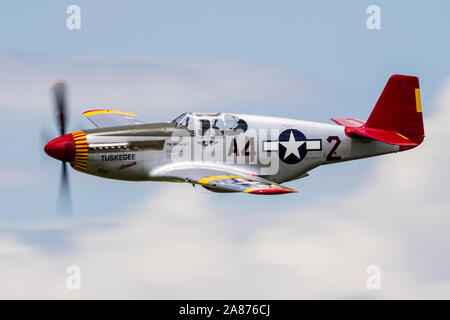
[278,129,308,164]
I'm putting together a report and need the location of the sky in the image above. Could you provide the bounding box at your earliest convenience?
[1,0,450,299]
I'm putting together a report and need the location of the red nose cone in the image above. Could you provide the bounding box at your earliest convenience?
[44,133,76,162]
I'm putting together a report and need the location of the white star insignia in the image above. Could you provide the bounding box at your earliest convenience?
[280,131,305,159]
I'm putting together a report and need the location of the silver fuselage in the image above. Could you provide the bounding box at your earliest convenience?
[73,113,398,184]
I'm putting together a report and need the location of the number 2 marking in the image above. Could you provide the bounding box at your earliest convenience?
[326,136,341,161]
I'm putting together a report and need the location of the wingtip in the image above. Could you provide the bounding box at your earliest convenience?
[245,188,298,195]
[83,109,137,117]
[83,109,104,116]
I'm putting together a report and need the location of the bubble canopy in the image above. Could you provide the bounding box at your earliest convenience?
[171,112,247,136]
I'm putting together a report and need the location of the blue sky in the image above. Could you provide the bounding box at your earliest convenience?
[2,1,449,107]
[1,1,450,298]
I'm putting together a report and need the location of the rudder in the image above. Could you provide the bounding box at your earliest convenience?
[365,74,424,145]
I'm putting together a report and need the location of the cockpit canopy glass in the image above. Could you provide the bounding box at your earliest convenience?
[171,113,187,125]
[171,112,247,136]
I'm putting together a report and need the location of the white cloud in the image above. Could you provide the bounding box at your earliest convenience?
[1,78,450,299]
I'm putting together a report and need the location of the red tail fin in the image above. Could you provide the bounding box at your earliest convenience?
[332,75,424,150]
[366,75,424,145]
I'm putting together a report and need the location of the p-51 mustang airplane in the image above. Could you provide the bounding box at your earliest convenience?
[45,74,424,197]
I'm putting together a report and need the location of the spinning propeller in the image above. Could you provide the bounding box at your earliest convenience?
[45,80,73,217]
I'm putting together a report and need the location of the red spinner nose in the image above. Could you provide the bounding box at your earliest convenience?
[44,133,76,162]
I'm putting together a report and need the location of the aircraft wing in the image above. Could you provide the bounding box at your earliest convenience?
[152,165,298,194]
[83,109,146,128]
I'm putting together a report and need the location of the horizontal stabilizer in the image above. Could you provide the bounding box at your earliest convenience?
[331,118,365,127]
[345,126,418,146]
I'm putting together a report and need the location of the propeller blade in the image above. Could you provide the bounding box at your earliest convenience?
[50,80,73,217]
[51,80,68,136]
[57,162,72,217]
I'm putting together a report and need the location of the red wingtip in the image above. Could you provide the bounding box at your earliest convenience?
[247,188,298,195]
[83,109,105,114]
